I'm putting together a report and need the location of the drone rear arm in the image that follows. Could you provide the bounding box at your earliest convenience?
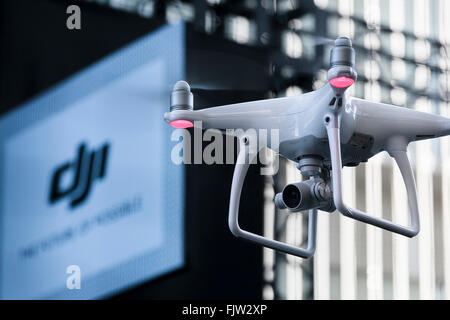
[325,113,420,237]
[228,136,318,258]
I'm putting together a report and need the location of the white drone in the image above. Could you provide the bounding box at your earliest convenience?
[164,37,450,259]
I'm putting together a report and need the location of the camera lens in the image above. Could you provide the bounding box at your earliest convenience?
[282,185,301,209]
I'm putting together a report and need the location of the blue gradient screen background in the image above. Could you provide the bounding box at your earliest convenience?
[0,24,185,299]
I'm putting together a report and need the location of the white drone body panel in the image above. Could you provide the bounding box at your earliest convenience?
[164,36,450,258]
[165,82,450,165]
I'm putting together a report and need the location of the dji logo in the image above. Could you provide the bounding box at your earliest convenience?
[49,142,110,208]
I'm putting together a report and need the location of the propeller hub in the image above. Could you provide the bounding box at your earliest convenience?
[327,36,357,90]
[330,36,355,68]
[170,80,193,112]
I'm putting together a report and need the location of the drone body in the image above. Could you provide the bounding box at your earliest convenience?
[167,82,450,166]
[164,37,450,258]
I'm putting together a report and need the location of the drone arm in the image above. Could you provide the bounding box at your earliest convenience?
[165,96,297,130]
[228,137,318,258]
[326,113,420,237]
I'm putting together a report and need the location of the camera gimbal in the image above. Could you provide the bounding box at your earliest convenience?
[164,37,450,258]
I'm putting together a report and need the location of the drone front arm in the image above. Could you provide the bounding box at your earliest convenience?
[228,136,318,258]
[165,95,298,130]
[325,113,420,237]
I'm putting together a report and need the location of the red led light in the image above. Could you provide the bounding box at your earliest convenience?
[169,119,194,128]
[329,76,355,89]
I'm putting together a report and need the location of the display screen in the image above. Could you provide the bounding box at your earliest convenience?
[0,23,185,299]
